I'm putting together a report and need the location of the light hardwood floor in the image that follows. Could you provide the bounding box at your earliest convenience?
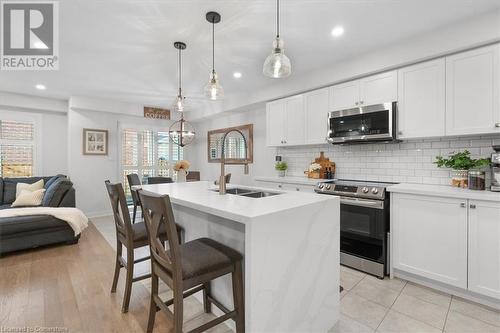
[0,222,230,333]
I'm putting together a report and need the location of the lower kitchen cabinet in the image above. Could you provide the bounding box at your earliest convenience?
[468,200,500,299]
[392,194,468,288]
[392,192,500,300]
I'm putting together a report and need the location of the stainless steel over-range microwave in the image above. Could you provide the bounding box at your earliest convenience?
[327,102,397,144]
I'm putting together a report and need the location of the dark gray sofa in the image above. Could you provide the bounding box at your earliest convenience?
[0,175,79,255]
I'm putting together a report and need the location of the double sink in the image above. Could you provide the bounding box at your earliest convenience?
[211,187,282,198]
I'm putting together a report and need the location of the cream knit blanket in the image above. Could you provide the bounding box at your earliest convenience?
[0,207,89,236]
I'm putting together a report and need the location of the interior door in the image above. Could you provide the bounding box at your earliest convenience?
[445,44,500,135]
[468,200,500,299]
[397,59,446,139]
[304,88,329,145]
[266,100,286,146]
[284,95,305,146]
[329,81,360,111]
[360,71,398,105]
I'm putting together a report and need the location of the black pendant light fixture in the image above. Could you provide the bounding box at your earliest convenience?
[169,41,195,147]
[263,0,291,78]
[204,11,224,100]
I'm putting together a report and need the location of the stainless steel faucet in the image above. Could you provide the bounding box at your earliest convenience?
[219,129,249,194]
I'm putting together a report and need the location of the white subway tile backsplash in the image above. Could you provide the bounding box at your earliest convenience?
[277,134,500,185]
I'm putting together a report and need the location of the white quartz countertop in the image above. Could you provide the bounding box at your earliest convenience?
[387,183,500,202]
[254,176,329,186]
[139,181,338,224]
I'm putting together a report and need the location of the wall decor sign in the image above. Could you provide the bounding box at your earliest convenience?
[83,128,108,155]
[144,107,171,119]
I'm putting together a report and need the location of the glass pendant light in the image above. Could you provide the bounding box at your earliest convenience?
[173,41,188,112]
[204,11,224,100]
[263,0,291,78]
[169,41,195,146]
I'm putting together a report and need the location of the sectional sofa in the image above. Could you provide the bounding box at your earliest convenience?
[0,175,79,255]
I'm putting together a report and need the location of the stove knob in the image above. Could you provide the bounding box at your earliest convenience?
[371,188,379,194]
[325,184,332,190]
[318,184,324,189]
[362,187,369,193]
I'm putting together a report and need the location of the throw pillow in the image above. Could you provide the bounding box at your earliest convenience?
[42,178,73,207]
[11,189,46,207]
[44,174,66,189]
[16,179,44,198]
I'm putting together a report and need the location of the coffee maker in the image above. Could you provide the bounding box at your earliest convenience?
[491,145,500,192]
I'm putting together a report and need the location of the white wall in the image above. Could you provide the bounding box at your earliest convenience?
[67,98,178,217]
[185,106,276,186]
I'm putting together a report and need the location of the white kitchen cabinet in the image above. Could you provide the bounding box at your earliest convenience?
[359,70,398,106]
[266,95,305,147]
[445,44,500,136]
[468,200,500,299]
[329,81,360,111]
[284,95,305,146]
[304,88,329,145]
[397,59,446,139]
[266,100,286,146]
[392,193,468,289]
[329,70,398,111]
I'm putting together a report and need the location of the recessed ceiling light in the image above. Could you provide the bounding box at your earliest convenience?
[35,84,46,90]
[331,26,344,37]
[233,72,242,79]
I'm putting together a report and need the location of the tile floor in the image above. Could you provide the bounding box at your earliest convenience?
[92,216,500,333]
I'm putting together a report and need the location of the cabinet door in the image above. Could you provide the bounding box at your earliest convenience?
[304,88,329,145]
[360,70,398,105]
[397,59,445,139]
[392,194,467,288]
[329,81,360,111]
[468,200,500,299]
[266,100,286,146]
[284,95,305,146]
[446,44,500,135]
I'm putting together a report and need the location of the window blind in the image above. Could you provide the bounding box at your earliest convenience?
[0,120,35,177]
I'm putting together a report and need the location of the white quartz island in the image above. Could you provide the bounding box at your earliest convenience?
[140,181,340,332]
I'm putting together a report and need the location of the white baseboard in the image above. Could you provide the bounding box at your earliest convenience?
[394,269,500,310]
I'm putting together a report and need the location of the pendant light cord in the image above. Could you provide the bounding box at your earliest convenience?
[212,20,215,72]
[178,47,182,95]
[276,0,280,38]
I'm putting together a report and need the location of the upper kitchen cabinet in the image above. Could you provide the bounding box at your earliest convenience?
[329,70,398,111]
[397,59,446,139]
[446,44,500,136]
[304,88,329,145]
[329,81,359,111]
[359,70,398,106]
[266,95,305,147]
[266,99,286,146]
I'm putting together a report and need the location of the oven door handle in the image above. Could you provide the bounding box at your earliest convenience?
[340,197,384,209]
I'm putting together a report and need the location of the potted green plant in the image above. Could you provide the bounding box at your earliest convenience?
[275,161,288,177]
[434,150,490,187]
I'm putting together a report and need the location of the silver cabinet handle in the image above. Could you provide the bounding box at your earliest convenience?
[355,102,359,105]
[360,101,364,105]
[296,187,300,191]
[278,184,283,188]
[460,202,466,208]
[398,131,403,135]
[495,123,500,128]
[470,204,476,209]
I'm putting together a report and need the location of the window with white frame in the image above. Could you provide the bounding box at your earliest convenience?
[121,128,183,200]
[0,111,41,178]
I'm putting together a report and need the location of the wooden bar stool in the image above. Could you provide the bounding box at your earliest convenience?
[104,181,182,313]
[138,190,245,333]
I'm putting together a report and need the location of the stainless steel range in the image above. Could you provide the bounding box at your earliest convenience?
[315,179,395,278]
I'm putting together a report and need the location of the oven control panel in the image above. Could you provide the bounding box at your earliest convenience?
[315,182,386,200]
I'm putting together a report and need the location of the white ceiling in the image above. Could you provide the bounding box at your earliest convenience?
[1,0,499,112]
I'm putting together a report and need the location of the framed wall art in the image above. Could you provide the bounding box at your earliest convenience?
[83,128,108,155]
